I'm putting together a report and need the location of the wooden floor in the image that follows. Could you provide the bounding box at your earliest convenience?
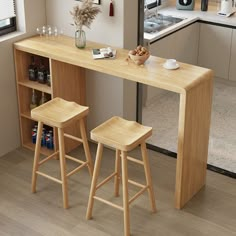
[0,143,235,236]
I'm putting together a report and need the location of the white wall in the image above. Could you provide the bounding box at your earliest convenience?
[46,0,124,47]
[0,0,46,157]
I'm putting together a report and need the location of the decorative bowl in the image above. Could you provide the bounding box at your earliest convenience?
[128,52,150,65]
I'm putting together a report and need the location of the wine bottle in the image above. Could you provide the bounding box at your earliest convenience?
[46,73,51,87]
[30,89,37,110]
[39,92,47,105]
[28,56,38,81]
[38,59,47,84]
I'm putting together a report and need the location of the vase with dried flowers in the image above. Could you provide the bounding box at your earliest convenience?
[70,0,101,49]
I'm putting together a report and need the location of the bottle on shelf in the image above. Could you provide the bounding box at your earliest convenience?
[46,129,54,149]
[38,58,47,84]
[30,89,38,110]
[39,92,47,105]
[28,56,38,81]
[46,73,51,87]
[32,124,38,144]
[41,127,47,147]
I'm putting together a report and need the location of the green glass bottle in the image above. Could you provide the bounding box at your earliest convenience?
[30,89,37,110]
[38,59,47,84]
[39,92,47,105]
[28,56,38,81]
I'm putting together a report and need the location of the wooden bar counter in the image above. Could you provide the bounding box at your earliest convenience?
[14,35,214,209]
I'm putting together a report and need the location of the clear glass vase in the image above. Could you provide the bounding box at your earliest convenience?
[75,28,86,49]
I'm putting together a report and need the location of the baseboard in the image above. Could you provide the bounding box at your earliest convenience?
[146,143,236,179]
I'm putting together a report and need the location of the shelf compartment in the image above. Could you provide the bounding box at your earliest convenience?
[14,50,50,83]
[18,85,52,115]
[20,116,55,156]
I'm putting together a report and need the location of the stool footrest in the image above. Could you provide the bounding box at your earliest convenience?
[96,172,117,190]
[65,154,86,164]
[128,179,146,188]
[36,171,62,184]
[93,196,123,211]
[127,156,144,165]
[67,161,88,177]
[39,151,59,166]
[64,133,83,143]
[129,186,148,205]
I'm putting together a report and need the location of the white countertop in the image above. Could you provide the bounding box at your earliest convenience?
[144,3,236,43]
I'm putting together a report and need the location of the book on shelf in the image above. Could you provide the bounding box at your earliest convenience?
[92,47,116,59]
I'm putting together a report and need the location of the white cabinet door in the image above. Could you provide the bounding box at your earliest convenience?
[198,23,232,80]
[229,29,236,81]
[174,23,199,65]
[149,33,174,59]
[149,23,199,64]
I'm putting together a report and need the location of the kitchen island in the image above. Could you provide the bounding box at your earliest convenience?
[14,35,213,209]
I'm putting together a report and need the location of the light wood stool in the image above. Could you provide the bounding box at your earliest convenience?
[31,97,93,209]
[86,116,157,236]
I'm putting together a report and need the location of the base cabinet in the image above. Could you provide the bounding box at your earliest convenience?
[198,23,232,80]
[149,23,199,65]
[14,48,86,154]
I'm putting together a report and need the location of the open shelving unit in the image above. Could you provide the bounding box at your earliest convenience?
[14,44,86,155]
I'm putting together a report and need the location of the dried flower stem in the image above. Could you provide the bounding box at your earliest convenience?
[70,0,101,30]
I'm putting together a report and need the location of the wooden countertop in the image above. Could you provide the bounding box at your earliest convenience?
[14,35,213,94]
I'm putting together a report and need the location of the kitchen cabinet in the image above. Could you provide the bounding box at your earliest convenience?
[14,49,86,155]
[149,34,174,59]
[174,23,199,65]
[198,23,232,80]
[149,23,199,64]
[229,29,236,81]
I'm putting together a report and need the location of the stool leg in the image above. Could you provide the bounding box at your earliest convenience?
[80,119,94,177]
[114,149,121,197]
[121,151,130,236]
[58,128,69,209]
[141,142,157,213]
[86,143,103,220]
[32,122,43,193]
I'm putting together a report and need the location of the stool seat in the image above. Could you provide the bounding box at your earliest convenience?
[31,97,89,128]
[91,116,152,152]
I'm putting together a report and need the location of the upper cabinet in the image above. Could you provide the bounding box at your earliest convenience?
[229,29,236,81]
[198,23,232,80]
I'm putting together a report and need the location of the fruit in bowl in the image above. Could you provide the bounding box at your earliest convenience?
[128,45,150,65]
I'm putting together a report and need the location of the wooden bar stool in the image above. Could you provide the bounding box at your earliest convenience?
[31,97,93,209]
[86,116,157,236]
